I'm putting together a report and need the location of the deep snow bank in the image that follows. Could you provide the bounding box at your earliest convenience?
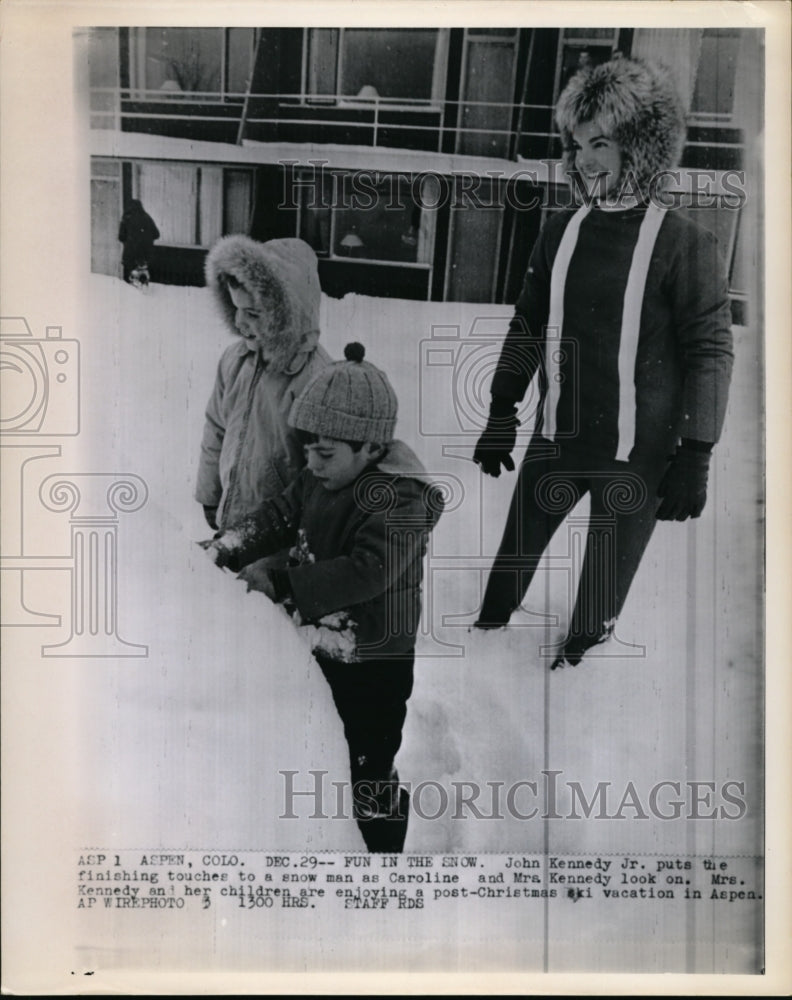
[73,275,761,855]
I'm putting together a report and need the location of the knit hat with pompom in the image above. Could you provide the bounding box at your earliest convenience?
[288,342,398,444]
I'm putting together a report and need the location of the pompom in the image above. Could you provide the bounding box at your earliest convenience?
[344,342,366,363]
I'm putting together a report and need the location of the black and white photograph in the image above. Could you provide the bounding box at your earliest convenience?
[1,1,790,993]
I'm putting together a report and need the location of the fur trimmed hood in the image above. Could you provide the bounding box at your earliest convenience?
[205,236,322,374]
[555,56,686,199]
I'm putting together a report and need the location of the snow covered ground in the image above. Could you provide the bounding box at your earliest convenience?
[3,272,763,971]
[55,274,761,863]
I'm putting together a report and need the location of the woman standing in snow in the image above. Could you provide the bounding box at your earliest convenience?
[195,235,331,590]
[118,199,160,284]
[472,57,734,669]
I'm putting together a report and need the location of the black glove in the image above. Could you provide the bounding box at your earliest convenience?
[473,397,519,477]
[203,504,219,531]
[198,537,236,570]
[237,564,278,599]
[656,440,712,521]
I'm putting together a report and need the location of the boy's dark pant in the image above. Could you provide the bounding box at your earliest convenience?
[315,651,414,851]
[479,438,667,657]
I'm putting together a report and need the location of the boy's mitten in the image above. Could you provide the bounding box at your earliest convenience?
[296,611,358,663]
[199,528,244,570]
[656,440,712,521]
[473,396,519,477]
[200,539,232,569]
[237,562,277,599]
[203,504,219,531]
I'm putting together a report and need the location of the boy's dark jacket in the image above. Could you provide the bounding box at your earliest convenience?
[218,441,444,660]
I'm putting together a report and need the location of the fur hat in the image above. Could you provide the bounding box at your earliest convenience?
[205,236,321,374]
[555,56,686,198]
[289,342,398,444]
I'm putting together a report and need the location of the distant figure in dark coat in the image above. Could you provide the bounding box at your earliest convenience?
[118,200,160,284]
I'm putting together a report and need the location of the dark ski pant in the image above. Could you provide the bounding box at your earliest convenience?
[315,651,414,851]
[478,438,668,656]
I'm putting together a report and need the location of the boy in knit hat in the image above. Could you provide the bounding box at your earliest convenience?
[195,235,330,589]
[473,56,734,669]
[202,343,444,852]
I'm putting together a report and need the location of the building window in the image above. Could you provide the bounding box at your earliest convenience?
[130,163,253,247]
[297,170,435,266]
[305,28,448,106]
[690,28,741,121]
[133,163,223,247]
[457,29,519,157]
[226,29,257,97]
[87,27,120,129]
[553,28,619,101]
[91,159,123,277]
[446,180,504,302]
[224,170,254,235]
[128,27,257,98]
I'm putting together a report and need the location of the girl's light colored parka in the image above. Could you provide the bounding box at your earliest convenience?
[196,236,331,528]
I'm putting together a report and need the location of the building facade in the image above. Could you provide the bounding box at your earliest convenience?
[88,26,761,321]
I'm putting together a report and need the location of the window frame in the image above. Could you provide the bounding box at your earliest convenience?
[442,177,505,303]
[127,27,258,101]
[222,167,255,236]
[130,161,249,250]
[551,28,620,107]
[687,27,742,128]
[456,28,520,158]
[300,27,450,112]
[294,167,437,271]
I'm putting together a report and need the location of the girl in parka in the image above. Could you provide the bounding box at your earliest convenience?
[195,236,331,587]
[472,57,734,669]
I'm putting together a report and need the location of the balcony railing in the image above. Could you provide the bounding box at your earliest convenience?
[89,88,746,168]
[90,88,562,159]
